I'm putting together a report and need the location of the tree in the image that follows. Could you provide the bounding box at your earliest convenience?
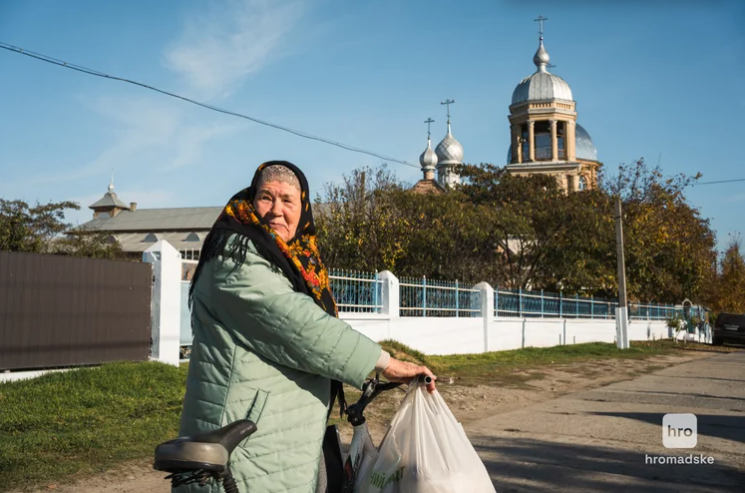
[315,165,411,272]
[0,199,79,253]
[457,163,613,291]
[601,159,717,302]
[53,231,125,259]
[315,165,501,283]
[0,198,125,259]
[708,236,745,313]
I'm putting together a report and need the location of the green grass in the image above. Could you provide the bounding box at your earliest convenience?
[0,339,719,490]
[424,341,676,386]
[379,339,430,366]
[0,361,187,491]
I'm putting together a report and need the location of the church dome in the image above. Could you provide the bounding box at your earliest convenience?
[420,138,438,170]
[575,124,598,161]
[511,37,573,105]
[435,125,464,166]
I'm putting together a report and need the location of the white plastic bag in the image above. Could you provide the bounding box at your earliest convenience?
[358,379,497,493]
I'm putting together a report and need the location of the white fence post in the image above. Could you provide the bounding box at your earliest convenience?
[378,270,399,319]
[476,282,494,352]
[143,240,181,366]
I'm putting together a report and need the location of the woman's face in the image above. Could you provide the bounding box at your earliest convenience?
[253,180,302,242]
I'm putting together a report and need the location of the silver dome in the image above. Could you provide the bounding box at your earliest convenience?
[533,38,550,67]
[512,72,573,105]
[419,138,438,170]
[512,37,573,105]
[575,124,597,162]
[435,125,464,166]
[506,123,598,163]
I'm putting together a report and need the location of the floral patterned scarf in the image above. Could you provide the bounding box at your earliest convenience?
[190,160,337,318]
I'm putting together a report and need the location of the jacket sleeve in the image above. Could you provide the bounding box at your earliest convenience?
[205,245,382,389]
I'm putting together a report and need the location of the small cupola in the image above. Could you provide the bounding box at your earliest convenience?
[419,117,438,181]
[89,177,130,218]
[434,99,463,188]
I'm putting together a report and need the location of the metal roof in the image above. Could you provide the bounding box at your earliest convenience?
[89,191,130,210]
[419,138,438,170]
[435,125,464,166]
[114,231,208,253]
[77,206,223,232]
[575,124,598,162]
[512,71,573,105]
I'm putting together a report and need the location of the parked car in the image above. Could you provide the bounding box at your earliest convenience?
[712,313,745,345]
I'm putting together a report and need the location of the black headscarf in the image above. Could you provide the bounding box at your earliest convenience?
[190,160,345,416]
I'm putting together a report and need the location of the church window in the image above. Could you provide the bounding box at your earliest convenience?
[521,124,529,161]
[534,121,552,161]
[579,176,588,191]
[557,122,567,159]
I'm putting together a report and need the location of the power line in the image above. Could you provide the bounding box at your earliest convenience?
[694,178,745,186]
[0,41,420,169]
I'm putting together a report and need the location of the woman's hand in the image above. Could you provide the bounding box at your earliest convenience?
[381,358,437,393]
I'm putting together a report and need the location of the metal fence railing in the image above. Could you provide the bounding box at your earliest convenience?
[628,302,680,321]
[494,288,684,320]
[329,269,383,314]
[400,277,481,317]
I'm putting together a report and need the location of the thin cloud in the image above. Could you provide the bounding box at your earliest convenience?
[726,193,745,203]
[165,0,305,100]
[168,123,236,169]
[9,95,235,189]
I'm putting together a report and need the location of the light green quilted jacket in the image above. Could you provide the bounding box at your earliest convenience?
[176,236,382,493]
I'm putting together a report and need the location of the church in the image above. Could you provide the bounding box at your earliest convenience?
[413,19,600,193]
[76,19,600,258]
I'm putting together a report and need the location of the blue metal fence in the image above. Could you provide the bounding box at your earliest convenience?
[399,277,481,317]
[329,269,383,314]
[495,287,682,320]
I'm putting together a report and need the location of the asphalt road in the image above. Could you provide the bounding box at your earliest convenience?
[466,351,745,492]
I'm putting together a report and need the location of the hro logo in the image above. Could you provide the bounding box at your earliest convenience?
[662,413,697,449]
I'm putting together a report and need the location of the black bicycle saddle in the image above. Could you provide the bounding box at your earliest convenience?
[153,419,257,474]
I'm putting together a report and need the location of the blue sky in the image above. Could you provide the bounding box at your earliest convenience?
[1,0,743,246]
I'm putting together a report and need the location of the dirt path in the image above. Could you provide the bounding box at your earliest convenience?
[13,352,713,493]
[469,351,745,492]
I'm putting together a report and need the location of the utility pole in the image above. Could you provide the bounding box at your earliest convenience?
[359,170,366,204]
[614,196,629,349]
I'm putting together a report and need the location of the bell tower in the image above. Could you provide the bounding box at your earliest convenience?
[506,16,600,192]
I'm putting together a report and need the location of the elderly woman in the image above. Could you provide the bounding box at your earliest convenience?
[180,161,435,493]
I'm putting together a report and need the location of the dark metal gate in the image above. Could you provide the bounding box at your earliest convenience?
[0,251,152,371]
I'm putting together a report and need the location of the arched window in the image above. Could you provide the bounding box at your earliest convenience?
[557,121,567,159]
[521,124,529,161]
[533,121,552,161]
[579,175,588,191]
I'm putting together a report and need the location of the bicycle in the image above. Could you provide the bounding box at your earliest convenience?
[153,374,430,493]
